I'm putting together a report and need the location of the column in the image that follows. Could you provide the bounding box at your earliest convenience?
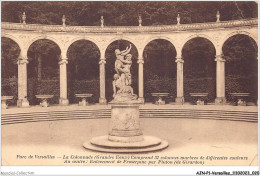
[59,57,69,105]
[137,57,144,103]
[17,55,30,107]
[99,57,107,104]
[215,54,226,104]
[175,57,184,104]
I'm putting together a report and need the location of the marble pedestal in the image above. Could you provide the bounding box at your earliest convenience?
[83,103,168,153]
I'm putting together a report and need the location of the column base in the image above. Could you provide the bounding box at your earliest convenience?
[17,99,30,108]
[138,97,145,104]
[215,97,226,105]
[59,98,69,106]
[175,97,184,105]
[99,98,107,105]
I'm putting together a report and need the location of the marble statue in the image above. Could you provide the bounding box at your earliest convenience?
[112,45,138,102]
[83,44,168,153]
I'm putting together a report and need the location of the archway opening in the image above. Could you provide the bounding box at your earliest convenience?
[1,37,20,105]
[143,39,177,103]
[105,40,138,102]
[27,39,61,105]
[67,40,100,104]
[223,34,258,104]
[182,37,216,103]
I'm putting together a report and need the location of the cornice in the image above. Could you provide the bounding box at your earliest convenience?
[1,18,257,34]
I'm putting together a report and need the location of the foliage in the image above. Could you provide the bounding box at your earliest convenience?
[223,34,258,76]
[225,75,258,102]
[183,37,216,78]
[1,77,18,105]
[67,40,100,80]
[1,2,257,25]
[144,78,176,103]
[144,39,177,79]
[68,79,100,104]
[27,39,60,79]
[1,38,19,78]
[27,79,59,105]
[184,77,216,103]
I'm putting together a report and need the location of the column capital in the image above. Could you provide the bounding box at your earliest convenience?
[99,58,106,64]
[137,57,144,64]
[215,54,225,62]
[17,57,28,65]
[59,59,68,65]
[175,57,184,63]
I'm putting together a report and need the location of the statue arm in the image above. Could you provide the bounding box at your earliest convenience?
[121,44,132,56]
[120,46,129,53]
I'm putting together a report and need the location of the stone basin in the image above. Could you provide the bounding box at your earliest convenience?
[35,95,54,99]
[35,95,54,107]
[190,93,208,105]
[1,96,14,109]
[151,93,169,105]
[151,93,169,97]
[230,93,250,106]
[75,94,93,106]
[75,94,93,98]
[230,93,250,97]
[1,96,14,101]
[190,93,208,97]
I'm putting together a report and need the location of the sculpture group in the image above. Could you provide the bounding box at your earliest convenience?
[112,44,138,102]
[83,44,168,153]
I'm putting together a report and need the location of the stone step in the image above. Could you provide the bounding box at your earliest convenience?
[1,108,257,125]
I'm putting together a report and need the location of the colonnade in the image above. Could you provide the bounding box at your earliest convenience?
[1,17,256,107]
[15,41,228,107]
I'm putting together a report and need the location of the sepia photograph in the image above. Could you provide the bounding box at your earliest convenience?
[1,0,258,175]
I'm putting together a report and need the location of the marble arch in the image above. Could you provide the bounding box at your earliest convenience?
[104,36,140,58]
[220,31,258,53]
[142,36,177,58]
[1,34,22,53]
[65,37,101,58]
[25,36,62,56]
[180,34,217,54]
[1,18,257,106]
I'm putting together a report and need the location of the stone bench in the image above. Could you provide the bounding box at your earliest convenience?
[75,94,93,106]
[1,96,14,109]
[151,93,169,105]
[36,95,54,107]
[230,93,250,106]
[190,93,208,105]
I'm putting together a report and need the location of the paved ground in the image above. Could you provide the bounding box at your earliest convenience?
[1,117,258,166]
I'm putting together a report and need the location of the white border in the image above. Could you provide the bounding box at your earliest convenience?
[1,0,259,175]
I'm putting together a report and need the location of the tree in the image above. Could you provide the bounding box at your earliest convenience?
[1,2,257,25]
